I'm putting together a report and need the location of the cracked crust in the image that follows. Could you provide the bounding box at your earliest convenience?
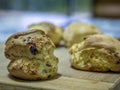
[5,30,58,80]
[5,30,54,60]
[69,34,120,72]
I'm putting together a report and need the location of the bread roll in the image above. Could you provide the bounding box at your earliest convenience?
[63,22,101,47]
[69,34,120,72]
[5,30,58,80]
[28,22,63,46]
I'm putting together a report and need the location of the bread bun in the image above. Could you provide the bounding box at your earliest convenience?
[69,34,120,72]
[63,22,101,47]
[28,22,63,46]
[5,30,58,80]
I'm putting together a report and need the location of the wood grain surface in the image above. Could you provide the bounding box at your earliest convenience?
[0,43,120,90]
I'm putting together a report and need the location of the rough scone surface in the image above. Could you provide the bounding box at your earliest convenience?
[69,34,120,72]
[5,30,58,80]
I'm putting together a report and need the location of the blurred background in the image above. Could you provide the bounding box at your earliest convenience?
[0,0,120,42]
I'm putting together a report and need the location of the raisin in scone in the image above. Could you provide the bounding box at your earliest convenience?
[69,34,120,72]
[28,22,63,46]
[63,22,101,47]
[5,30,58,80]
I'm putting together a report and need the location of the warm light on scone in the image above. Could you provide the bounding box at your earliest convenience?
[63,22,101,47]
[28,22,63,46]
[69,34,120,72]
[5,30,58,80]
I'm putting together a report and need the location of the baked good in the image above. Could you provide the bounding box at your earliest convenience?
[69,34,120,72]
[63,22,101,47]
[28,22,63,46]
[5,30,58,80]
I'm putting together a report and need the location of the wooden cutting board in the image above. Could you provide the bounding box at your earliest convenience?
[0,43,120,90]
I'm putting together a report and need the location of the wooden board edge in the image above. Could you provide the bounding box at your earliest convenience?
[110,77,120,90]
[0,76,114,90]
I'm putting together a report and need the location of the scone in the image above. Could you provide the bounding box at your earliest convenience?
[63,22,101,47]
[5,30,58,80]
[69,34,120,72]
[28,22,63,46]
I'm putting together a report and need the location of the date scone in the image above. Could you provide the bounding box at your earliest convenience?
[5,30,58,80]
[69,34,120,72]
[63,22,101,47]
[28,22,63,46]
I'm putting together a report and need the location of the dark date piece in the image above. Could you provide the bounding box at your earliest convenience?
[30,45,38,55]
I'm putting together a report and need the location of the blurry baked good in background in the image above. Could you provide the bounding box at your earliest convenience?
[5,30,58,80]
[63,22,101,47]
[69,34,120,72]
[28,22,63,46]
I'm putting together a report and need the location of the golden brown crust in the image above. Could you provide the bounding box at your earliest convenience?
[79,34,120,57]
[8,58,58,80]
[5,30,58,80]
[5,30,45,44]
[69,34,120,72]
[5,30,54,60]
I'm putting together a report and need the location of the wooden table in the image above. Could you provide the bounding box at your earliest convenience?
[0,43,120,90]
